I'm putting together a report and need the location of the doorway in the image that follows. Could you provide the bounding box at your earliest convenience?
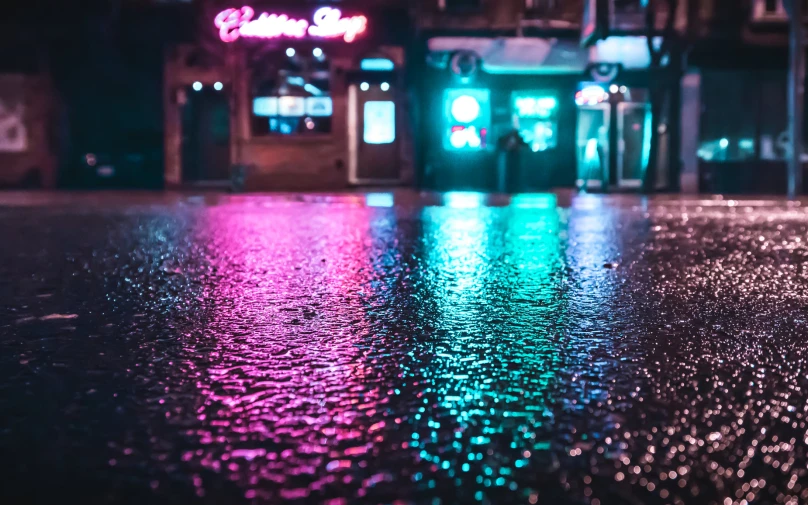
[575,95,651,191]
[348,81,400,184]
[576,104,610,189]
[181,85,231,183]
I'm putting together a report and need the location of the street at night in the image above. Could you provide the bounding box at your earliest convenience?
[1,192,807,505]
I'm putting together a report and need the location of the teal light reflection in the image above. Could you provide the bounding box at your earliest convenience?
[366,192,395,208]
[443,192,486,209]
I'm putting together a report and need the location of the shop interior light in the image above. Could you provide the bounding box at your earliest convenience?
[286,47,296,57]
[192,81,203,91]
[360,58,394,71]
[313,47,323,58]
[360,82,370,91]
[450,95,481,124]
[214,82,223,91]
[536,97,557,110]
[381,82,390,91]
[514,95,557,118]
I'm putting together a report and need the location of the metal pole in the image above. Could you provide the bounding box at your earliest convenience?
[787,0,804,199]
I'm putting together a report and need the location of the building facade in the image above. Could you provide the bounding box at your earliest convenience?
[412,0,689,193]
[690,0,808,194]
[164,0,413,190]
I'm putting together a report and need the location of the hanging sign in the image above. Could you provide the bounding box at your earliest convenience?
[215,6,368,43]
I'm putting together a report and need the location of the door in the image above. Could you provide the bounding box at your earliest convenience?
[616,102,651,189]
[575,104,610,189]
[348,82,400,184]
[181,85,231,182]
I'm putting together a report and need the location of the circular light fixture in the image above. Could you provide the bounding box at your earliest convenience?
[381,82,390,91]
[719,138,729,149]
[286,48,296,57]
[214,82,223,91]
[450,95,481,124]
[313,47,323,58]
[450,129,467,149]
[360,82,370,91]
[192,81,203,91]
[609,84,619,93]
[619,85,628,94]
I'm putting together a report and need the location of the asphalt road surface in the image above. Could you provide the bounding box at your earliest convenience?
[1,192,807,505]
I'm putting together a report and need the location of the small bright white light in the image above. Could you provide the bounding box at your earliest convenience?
[286,48,296,57]
[719,138,729,149]
[192,81,202,91]
[450,129,467,149]
[213,82,223,91]
[619,85,628,93]
[313,47,323,58]
[450,95,481,124]
[536,97,557,109]
[609,84,619,93]
[381,82,390,91]
[360,82,370,91]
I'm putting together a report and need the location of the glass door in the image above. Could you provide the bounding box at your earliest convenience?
[616,102,651,189]
[576,104,610,189]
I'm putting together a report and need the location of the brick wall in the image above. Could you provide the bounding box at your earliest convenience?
[0,74,57,188]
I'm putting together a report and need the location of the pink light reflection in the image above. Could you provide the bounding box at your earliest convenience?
[183,201,391,498]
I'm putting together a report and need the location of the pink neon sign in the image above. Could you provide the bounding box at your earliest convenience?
[214,6,368,43]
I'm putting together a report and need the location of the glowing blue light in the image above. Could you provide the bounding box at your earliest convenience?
[213,81,223,91]
[719,138,729,149]
[381,82,390,92]
[360,58,395,71]
[313,47,323,58]
[444,192,485,209]
[360,82,370,91]
[512,194,557,209]
[366,193,394,207]
[286,47,296,57]
[451,95,481,123]
[537,97,557,109]
[192,81,202,91]
[363,101,395,144]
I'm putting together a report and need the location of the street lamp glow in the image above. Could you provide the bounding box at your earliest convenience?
[286,47,296,57]
[192,81,203,91]
[213,82,223,91]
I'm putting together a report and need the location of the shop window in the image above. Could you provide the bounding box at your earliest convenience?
[512,92,558,152]
[364,101,396,144]
[251,53,332,136]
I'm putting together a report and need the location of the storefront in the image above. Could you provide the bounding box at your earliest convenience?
[416,34,663,192]
[164,2,411,190]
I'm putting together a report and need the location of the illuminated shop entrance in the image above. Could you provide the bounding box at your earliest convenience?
[575,83,651,190]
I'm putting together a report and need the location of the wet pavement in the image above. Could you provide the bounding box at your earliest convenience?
[1,191,807,505]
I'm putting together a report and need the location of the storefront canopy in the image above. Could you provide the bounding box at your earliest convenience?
[427,37,590,75]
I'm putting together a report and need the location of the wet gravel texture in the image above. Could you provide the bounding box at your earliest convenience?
[1,192,807,505]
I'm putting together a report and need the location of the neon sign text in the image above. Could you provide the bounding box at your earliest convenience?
[215,7,368,43]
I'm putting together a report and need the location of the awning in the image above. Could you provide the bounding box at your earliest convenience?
[427,36,590,75]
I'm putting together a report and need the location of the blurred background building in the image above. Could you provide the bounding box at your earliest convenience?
[0,0,804,194]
